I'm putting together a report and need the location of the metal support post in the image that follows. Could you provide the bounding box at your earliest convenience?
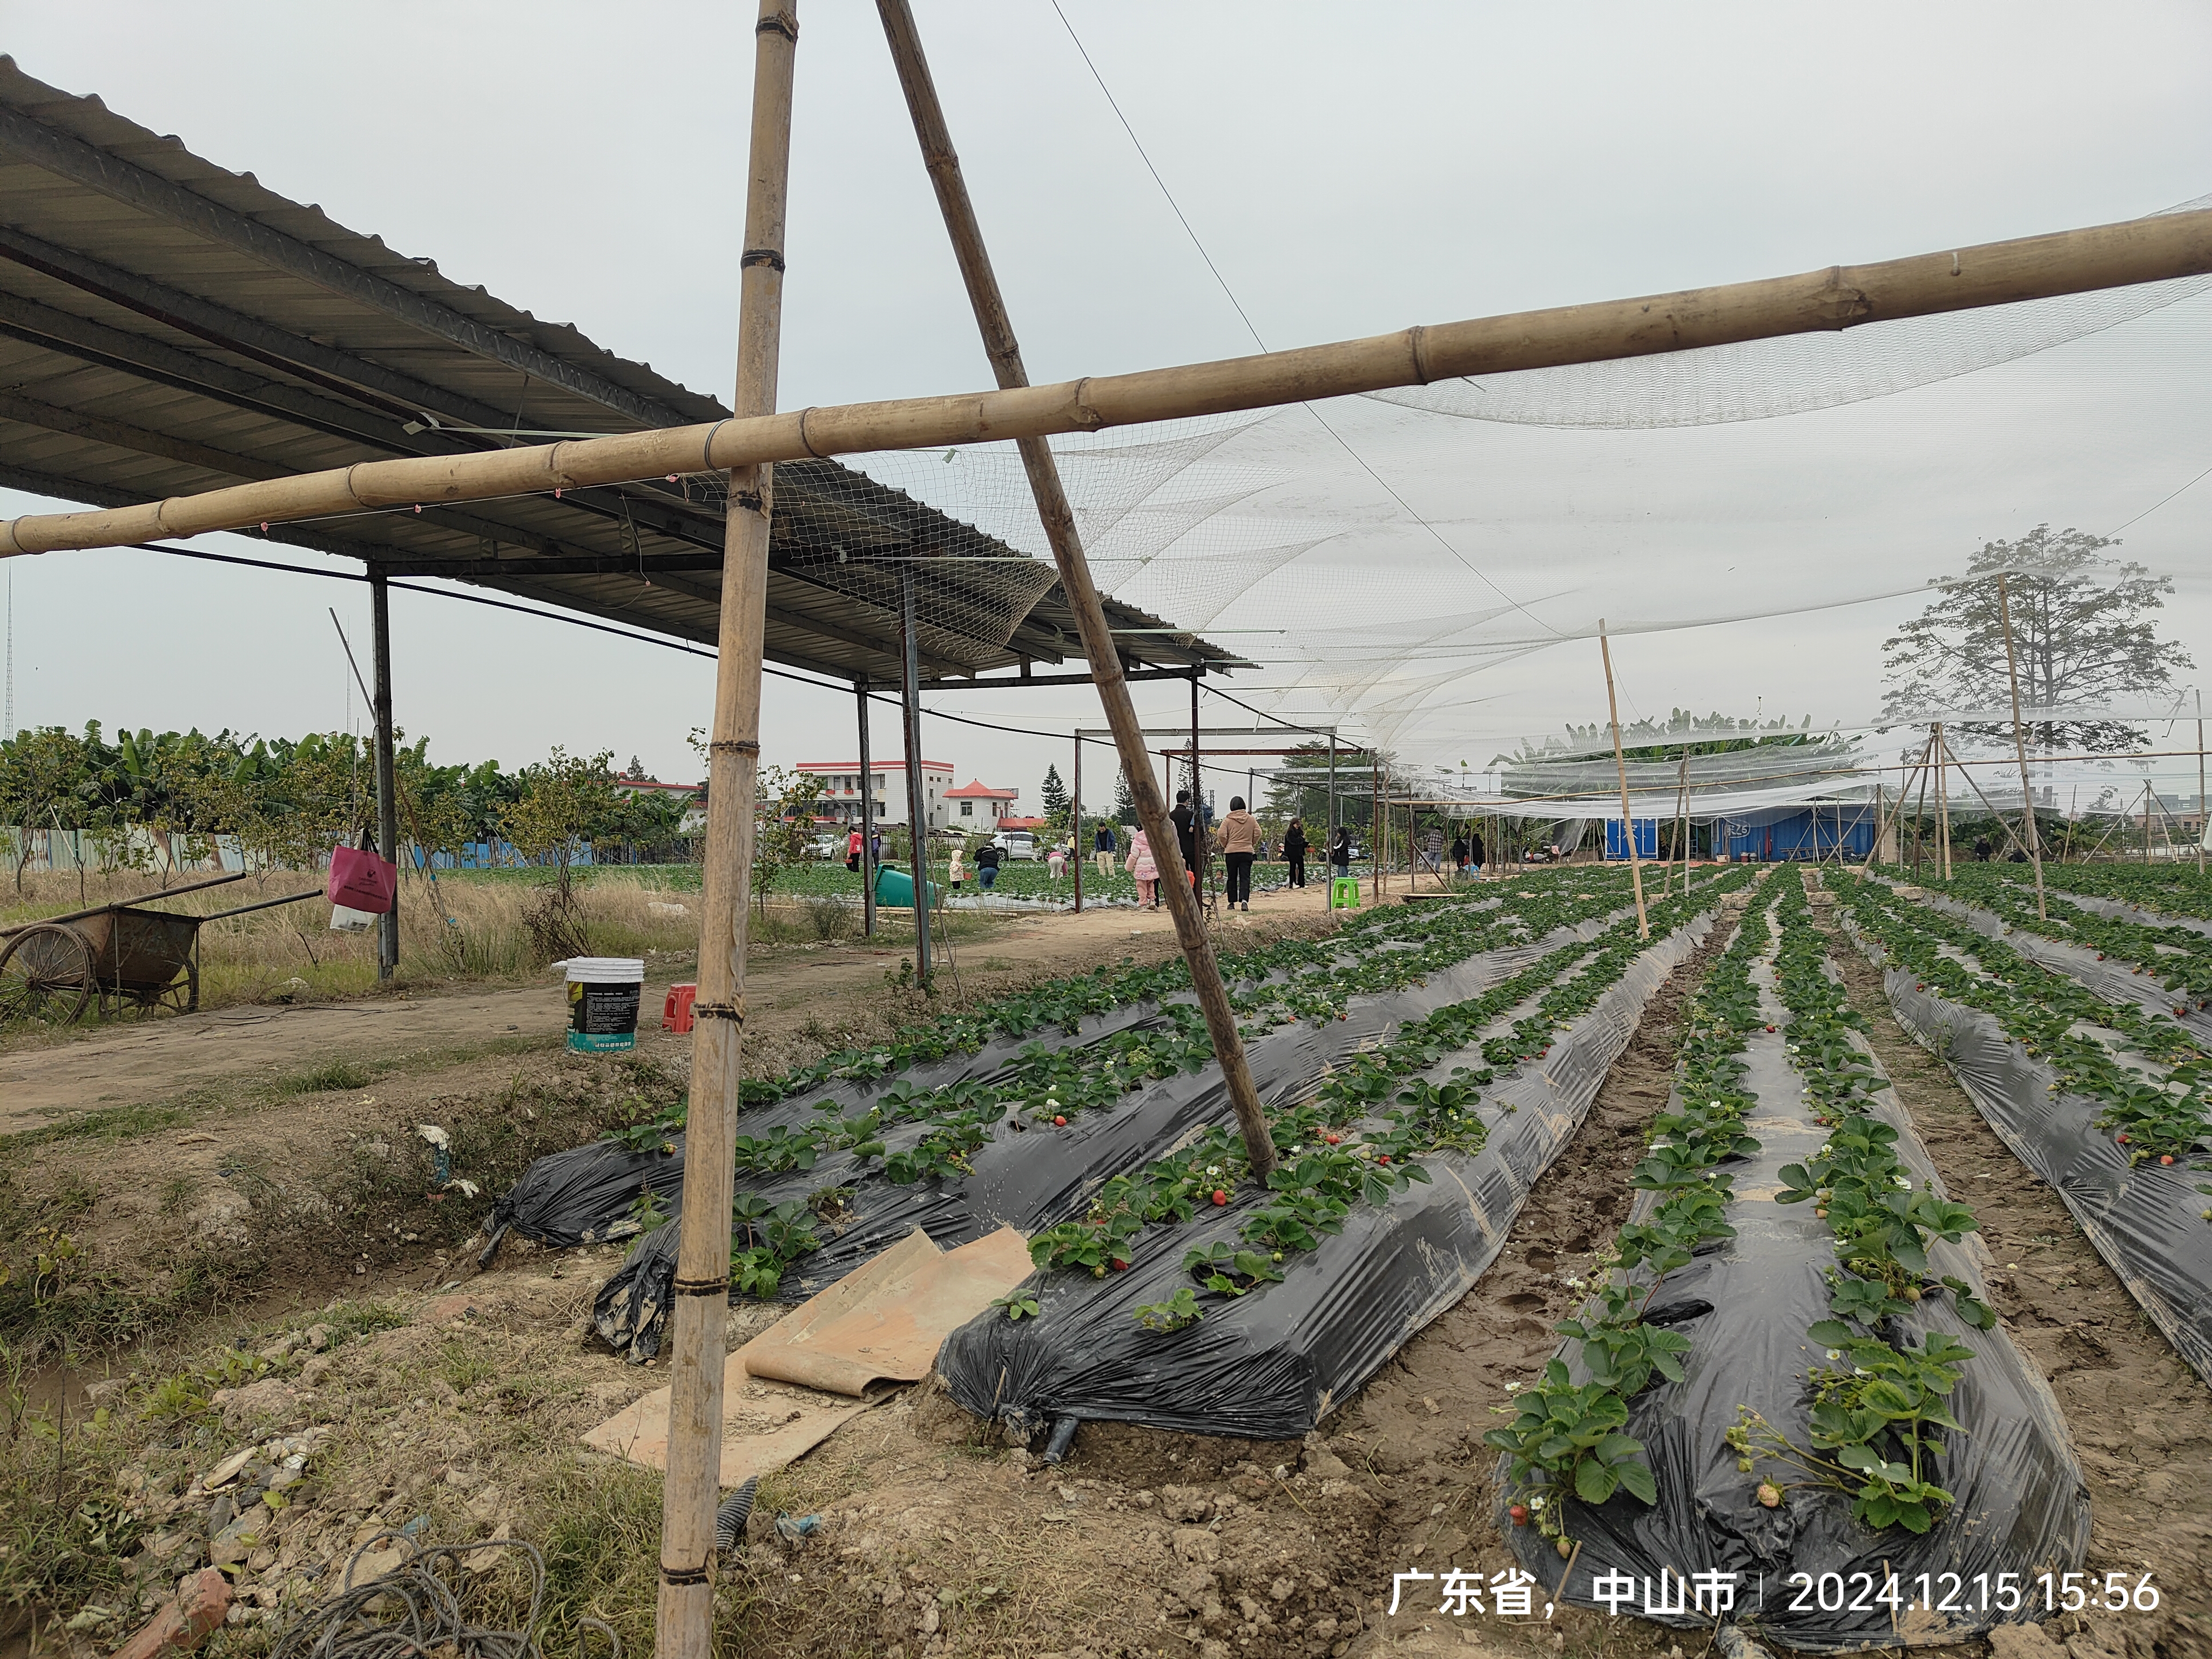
[857,679,875,938]
[900,564,930,985]
[369,571,398,981]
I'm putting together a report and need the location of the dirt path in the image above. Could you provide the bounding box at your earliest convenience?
[0,892,1319,1136]
[1821,911,2212,1658]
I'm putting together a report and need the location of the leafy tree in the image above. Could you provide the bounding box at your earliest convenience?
[1112,766,1138,827]
[1881,526,2190,751]
[500,746,617,958]
[751,765,830,914]
[1,726,83,891]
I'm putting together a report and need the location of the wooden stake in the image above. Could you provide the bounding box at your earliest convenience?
[11,211,2212,557]
[1934,720,1951,880]
[1996,574,2047,920]
[1858,734,1934,875]
[875,0,1276,1180]
[900,564,931,982]
[1597,621,1648,939]
[656,7,797,1657]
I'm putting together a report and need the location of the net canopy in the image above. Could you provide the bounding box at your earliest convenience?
[847,195,2212,783]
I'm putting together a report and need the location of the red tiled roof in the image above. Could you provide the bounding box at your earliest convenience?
[945,779,1018,800]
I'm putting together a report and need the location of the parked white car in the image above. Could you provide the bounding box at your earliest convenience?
[992,830,1040,861]
[808,833,844,860]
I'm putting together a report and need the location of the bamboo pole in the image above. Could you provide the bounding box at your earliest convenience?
[1597,621,1649,939]
[1995,574,2047,920]
[1934,720,1951,880]
[1858,734,1934,875]
[875,0,1275,1181]
[1326,734,1337,911]
[857,680,875,938]
[656,6,795,1656]
[1941,730,2033,862]
[9,211,2212,558]
[900,565,931,982]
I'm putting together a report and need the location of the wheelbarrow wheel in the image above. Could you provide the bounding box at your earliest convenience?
[0,923,96,1024]
[153,959,199,1016]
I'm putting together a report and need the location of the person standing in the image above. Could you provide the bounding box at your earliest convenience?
[846,826,864,873]
[1451,832,1468,876]
[1094,821,1118,877]
[1218,795,1260,912]
[1331,825,1352,880]
[948,842,966,892]
[1469,827,1486,877]
[975,839,1002,891]
[1283,817,1307,888]
[1171,789,1199,896]
[1130,826,1160,908]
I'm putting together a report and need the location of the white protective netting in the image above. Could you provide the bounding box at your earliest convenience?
[835,194,2212,780]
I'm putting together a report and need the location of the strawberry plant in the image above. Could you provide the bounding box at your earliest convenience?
[1485,1359,1657,1510]
[1135,1286,1204,1332]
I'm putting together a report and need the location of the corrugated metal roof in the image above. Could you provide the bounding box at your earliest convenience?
[0,56,1242,687]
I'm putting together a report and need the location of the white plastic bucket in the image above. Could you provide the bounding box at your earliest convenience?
[556,957,646,1053]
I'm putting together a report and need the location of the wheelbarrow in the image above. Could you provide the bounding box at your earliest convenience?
[0,869,326,1024]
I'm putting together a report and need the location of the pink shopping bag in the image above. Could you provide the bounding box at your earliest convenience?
[327,844,397,913]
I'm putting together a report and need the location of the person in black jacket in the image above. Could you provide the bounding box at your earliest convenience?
[1284,817,1308,888]
[1170,790,1198,893]
[975,839,1002,890]
[1469,830,1486,875]
[1331,826,1352,879]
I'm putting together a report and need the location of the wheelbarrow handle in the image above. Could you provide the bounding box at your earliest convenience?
[199,887,328,922]
[0,868,253,937]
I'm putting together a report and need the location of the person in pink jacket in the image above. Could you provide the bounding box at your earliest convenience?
[1130,827,1160,908]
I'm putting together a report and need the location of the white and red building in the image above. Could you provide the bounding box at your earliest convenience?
[795,758,954,831]
[945,779,1020,827]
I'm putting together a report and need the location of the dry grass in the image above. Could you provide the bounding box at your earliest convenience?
[2,868,1011,1040]
[0,868,702,1022]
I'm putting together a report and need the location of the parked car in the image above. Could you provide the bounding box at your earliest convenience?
[992,830,1040,861]
[808,833,843,860]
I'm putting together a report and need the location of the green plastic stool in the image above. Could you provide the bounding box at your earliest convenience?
[1330,875,1362,910]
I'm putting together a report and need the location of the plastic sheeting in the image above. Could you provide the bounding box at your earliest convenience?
[934,914,1715,1442]
[485,993,1175,1256]
[1498,938,2087,1649]
[1847,915,2212,1385]
[593,909,1624,1361]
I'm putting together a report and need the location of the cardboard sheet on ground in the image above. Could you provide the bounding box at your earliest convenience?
[582,1226,1030,1486]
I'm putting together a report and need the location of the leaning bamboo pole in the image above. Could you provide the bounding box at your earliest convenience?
[1597,621,1649,938]
[1858,734,1935,875]
[656,8,796,1657]
[875,0,1275,1180]
[8,210,2212,557]
[1996,574,2048,920]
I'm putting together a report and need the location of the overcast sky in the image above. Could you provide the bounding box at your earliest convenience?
[3,1,2209,806]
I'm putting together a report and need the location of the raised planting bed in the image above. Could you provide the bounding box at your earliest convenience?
[487,875,1617,1259]
[932,869,1761,1442]
[588,872,1655,1359]
[1496,873,2086,1648]
[1904,866,2212,1027]
[1832,871,2212,1382]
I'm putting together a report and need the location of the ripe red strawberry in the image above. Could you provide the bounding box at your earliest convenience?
[1053,1115,1067,1127]
[1508,1504,1529,1526]
[1112,1257,1131,1271]
[2161,1154,2176,1166]
[1211,1189,1229,1206]
[1325,1133,1342,1145]
[1765,1024,1777,1033]
[2117,1133,2130,1144]
[1377,1155,1392,1165]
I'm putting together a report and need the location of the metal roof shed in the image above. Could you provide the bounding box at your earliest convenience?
[0,57,1243,966]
